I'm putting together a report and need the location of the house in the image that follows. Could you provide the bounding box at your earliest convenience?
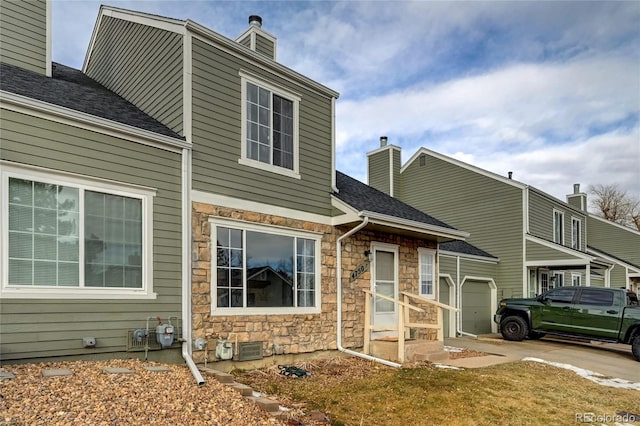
[0,0,188,363]
[367,141,638,335]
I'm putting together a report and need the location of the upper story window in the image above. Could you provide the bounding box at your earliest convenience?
[210,218,320,315]
[239,71,300,179]
[553,210,564,244]
[571,217,581,250]
[419,248,436,299]
[2,165,155,299]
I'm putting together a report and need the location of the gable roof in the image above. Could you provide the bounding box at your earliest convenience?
[439,240,498,261]
[334,171,469,241]
[0,62,183,139]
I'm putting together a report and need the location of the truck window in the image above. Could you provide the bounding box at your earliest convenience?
[577,289,614,306]
[544,288,576,303]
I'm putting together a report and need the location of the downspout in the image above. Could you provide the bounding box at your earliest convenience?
[336,217,402,368]
[181,148,205,385]
[455,255,476,338]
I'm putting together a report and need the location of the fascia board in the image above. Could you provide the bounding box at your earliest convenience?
[366,144,402,157]
[439,250,500,263]
[587,247,640,272]
[360,210,469,240]
[525,234,594,261]
[330,196,361,225]
[185,20,339,99]
[1,90,189,153]
[401,147,526,191]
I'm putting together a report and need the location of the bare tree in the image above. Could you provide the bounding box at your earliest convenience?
[589,184,640,231]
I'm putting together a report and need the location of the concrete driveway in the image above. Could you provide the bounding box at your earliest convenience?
[443,334,640,384]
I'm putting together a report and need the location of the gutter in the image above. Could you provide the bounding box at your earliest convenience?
[336,217,402,368]
[454,255,477,338]
[181,147,205,385]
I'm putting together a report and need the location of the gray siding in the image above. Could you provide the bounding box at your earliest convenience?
[191,38,334,215]
[368,149,391,195]
[528,189,587,251]
[0,110,183,361]
[255,33,275,59]
[588,216,640,268]
[398,155,524,297]
[0,0,47,75]
[85,16,184,135]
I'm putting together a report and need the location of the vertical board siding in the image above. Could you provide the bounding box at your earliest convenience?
[0,110,183,360]
[191,38,334,215]
[398,155,524,296]
[0,0,47,75]
[85,16,184,135]
[368,150,391,195]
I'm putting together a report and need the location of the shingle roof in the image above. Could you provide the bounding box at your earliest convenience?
[588,245,640,270]
[0,62,183,139]
[439,240,497,260]
[335,171,456,230]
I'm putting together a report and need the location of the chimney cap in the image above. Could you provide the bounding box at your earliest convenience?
[508,171,513,179]
[380,136,388,147]
[573,183,580,194]
[248,15,262,27]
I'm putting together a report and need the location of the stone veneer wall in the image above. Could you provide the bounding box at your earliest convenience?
[192,202,439,363]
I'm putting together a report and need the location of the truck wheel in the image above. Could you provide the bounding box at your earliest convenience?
[632,335,640,362]
[500,316,528,341]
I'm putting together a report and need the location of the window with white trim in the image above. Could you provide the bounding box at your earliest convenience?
[571,273,581,286]
[553,210,564,244]
[2,167,154,298]
[211,220,320,314]
[239,72,300,178]
[419,248,436,299]
[554,272,564,287]
[571,217,581,250]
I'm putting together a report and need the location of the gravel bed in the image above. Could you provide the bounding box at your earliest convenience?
[0,359,284,426]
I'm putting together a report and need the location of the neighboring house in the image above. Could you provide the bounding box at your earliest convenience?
[1,1,188,362]
[367,141,626,335]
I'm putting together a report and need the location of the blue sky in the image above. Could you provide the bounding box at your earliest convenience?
[52,0,639,203]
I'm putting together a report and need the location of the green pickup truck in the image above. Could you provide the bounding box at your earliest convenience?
[494,287,640,361]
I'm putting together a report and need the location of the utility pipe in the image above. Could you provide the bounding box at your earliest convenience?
[336,217,402,368]
[454,255,477,338]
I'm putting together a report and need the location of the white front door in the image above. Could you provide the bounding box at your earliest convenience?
[372,244,398,337]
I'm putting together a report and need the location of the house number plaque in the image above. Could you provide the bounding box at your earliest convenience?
[349,260,370,282]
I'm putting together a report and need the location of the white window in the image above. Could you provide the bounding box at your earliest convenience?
[571,273,582,286]
[418,248,436,299]
[571,217,581,250]
[239,71,300,179]
[210,219,320,315]
[553,210,564,244]
[2,166,155,299]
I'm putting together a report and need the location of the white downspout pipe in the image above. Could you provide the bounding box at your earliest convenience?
[336,217,402,368]
[181,147,205,385]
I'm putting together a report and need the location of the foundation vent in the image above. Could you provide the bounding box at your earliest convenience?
[238,341,263,361]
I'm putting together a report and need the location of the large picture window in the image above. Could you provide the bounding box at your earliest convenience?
[211,220,320,314]
[2,167,153,298]
[239,71,300,178]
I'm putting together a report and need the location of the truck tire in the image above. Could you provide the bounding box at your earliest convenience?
[632,335,640,362]
[500,316,528,341]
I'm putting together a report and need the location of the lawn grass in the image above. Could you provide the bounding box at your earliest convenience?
[235,357,639,425]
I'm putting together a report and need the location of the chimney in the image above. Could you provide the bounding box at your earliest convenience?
[367,136,401,197]
[566,183,588,212]
[248,15,262,27]
[236,15,277,60]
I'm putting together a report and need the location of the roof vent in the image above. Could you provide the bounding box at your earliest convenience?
[248,15,262,28]
[508,171,513,180]
[380,136,388,147]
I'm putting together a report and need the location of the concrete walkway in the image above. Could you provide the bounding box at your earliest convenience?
[442,334,640,384]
